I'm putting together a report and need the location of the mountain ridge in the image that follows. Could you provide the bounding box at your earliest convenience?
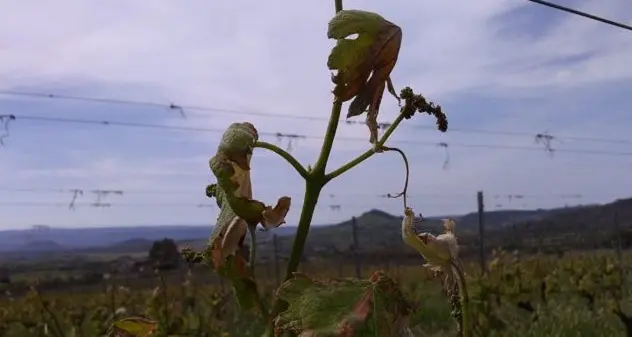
[1,197,629,260]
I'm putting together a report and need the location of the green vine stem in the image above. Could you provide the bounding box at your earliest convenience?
[266,90,345,328]
[312,102,343,178]
[264,182,321,337]
[254,141,309,179]
[264,3,346,336]
[263,112,410,336]
[324,113,405,183]
[452,261,471,337]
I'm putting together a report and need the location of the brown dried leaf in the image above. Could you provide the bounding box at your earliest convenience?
[208,123,292,271]
[210,216,247,270]
[327,10,402,144]
[262,196,292,229]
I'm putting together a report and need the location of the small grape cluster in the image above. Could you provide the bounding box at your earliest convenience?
[399,86,448,132]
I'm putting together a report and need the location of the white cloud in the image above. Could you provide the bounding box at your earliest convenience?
[0,0,631,229]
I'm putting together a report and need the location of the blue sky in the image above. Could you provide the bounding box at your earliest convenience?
[1,0,631,229]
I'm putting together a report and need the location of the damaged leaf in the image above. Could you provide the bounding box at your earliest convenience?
[206,183,256,309]
[208,122,291,228]
[205,186,263,310]
[208,189,249,272]
[327,9,402,144]
[401,207,456,269]
[275,271,412,337]
[208,123,291,268]
[263,196,292,228]
[401,208,463,290]
[206,122,291,309]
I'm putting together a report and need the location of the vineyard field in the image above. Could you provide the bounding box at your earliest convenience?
[0,250,630,336]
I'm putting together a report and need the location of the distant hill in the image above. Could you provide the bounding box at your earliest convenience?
[260,199,630,258]
[85,238,156,254]
[0,225,215,252]
[252,207,561,258]
[1,197,629,261]
[0,224,298,255]
[485,197,632,252]
[454,205,589,232]
[18,240,66,252]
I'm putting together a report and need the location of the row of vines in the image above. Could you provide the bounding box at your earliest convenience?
[0,250,630,336]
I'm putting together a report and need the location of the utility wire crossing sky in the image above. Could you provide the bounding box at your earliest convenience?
[1,0,631,228]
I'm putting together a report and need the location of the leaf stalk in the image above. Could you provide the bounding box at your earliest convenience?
[254,141,309,179]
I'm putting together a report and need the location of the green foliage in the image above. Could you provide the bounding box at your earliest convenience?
[275,271,411,336]
[466,249,632,337]
[1,253,632,336]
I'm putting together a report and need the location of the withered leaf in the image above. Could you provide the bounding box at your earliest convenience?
[209,122,291,227]
[209,212,247,271]
[327,10,402,144]
[206,122,291,310]
[262,196,292,229]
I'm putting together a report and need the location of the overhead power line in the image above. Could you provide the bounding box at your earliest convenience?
[1,187,621,212]
[1,91,631,145]
[524,0,632,32]
[0,91,325,121]
[0,200,464,208]
[0,187,609,200]
[0,202,215,208]
[5,114,632,157]
[0,195,603,209]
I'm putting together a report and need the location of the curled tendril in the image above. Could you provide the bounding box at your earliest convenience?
[383,146,410,209]
[400,87,448,132]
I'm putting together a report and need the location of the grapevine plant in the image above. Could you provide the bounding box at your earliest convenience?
[112,1,470,336]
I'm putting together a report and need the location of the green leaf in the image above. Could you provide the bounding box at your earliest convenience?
[108,317,157,337]
[275,271,412,337]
